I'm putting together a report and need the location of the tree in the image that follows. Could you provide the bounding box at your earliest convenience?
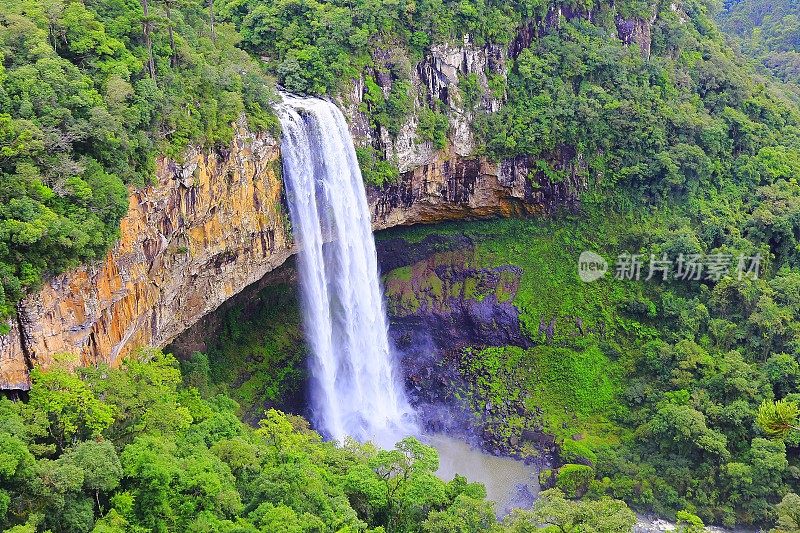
[25,368,113,453]
[60,441,123,512]
[421,494,496,533]
[756,400,800,439]
[503,488,636,533]
[773,493,800,533]
[676,510,705,533]
[140,0,157,82]
[369,437,449,530]
[162,0,179,67]
[208,0,216,43]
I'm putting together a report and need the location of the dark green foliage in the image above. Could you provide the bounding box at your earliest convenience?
[0,350,558,532]
[363,76,414,138]
[0,0,278,326]
[218,0,537,95]
[179,283,307,422]
[719,0,800,90]
[478,6,800,208]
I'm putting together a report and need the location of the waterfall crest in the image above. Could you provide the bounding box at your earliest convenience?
[278,95,415,445]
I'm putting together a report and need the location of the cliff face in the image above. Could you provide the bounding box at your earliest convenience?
[0,8,658,389]
[0,141,574,390]
[0,125,291,389]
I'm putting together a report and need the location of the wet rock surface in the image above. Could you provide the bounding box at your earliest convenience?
[376,234,530,352]
[376,234,557,465]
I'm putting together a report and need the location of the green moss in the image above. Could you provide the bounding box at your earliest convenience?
[450,280,464,299]
[387,265,413,283]
[459,343,624,443]
[427,272,444,299]
[556,464,595,498]
[201,283,307,419]
[560,438,598,466]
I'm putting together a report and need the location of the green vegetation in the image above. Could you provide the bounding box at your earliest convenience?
[3,0,800,528]
[477,10,800,208]
[416,107,449,149]
[555,465,595,498]
[385,205,800,526]
[357,146,400,187]
[504,488,636,533]
[757,399,800,439]
[218,0,531,95]
[177,283,307,422]
[719,0,800,90]
[0,350,644,532]
[0,0,278,330]
[363,76,414,138]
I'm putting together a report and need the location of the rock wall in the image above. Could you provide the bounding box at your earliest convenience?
[338,37,506,173]
[377,235,531,351]
[3,6,664,388]
[0,137,583,390]
[0,124,291,389]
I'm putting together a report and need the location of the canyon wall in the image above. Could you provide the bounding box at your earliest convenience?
[0,125,291,389]
[0,4,660,388]
[0,136,583,390]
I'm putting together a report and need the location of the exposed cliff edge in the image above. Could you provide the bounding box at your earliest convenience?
[0,124,291,389]
[0,5,661,388]
[0,136,584,390]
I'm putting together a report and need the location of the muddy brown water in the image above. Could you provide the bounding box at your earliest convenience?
[425,433,540,517]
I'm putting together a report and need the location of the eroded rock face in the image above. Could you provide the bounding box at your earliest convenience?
[338,37,506,173]
[0,132,588,391]
[378,235,531,351]
[0,320,29,390]
[2,21,617,389]
[0,125,291,388]
[368,149,584,229]
[615,11,659,58]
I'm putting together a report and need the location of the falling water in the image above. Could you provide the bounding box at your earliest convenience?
[278,95,415,445]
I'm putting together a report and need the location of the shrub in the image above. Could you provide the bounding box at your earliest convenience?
[560,439,597,466]
[556,464,595,498]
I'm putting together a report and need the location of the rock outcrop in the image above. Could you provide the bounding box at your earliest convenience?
[0,124,291,389]
[339,37,506,173]
[3,18,631,389]
[377,235,531,351]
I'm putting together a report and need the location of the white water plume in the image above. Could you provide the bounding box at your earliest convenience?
[277,95,415,445]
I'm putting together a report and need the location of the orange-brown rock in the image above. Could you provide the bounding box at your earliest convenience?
[1,124,290,388]
[0,319,29,390]
[0,127,583,389]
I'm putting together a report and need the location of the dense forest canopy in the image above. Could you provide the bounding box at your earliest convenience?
[718,0,800,90]
[1,0,800,530]
[0,350,644,532]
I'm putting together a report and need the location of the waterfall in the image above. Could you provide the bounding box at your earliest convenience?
[277,95,415,445]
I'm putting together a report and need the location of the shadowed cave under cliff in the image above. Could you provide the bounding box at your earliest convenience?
[167,224,558,464]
